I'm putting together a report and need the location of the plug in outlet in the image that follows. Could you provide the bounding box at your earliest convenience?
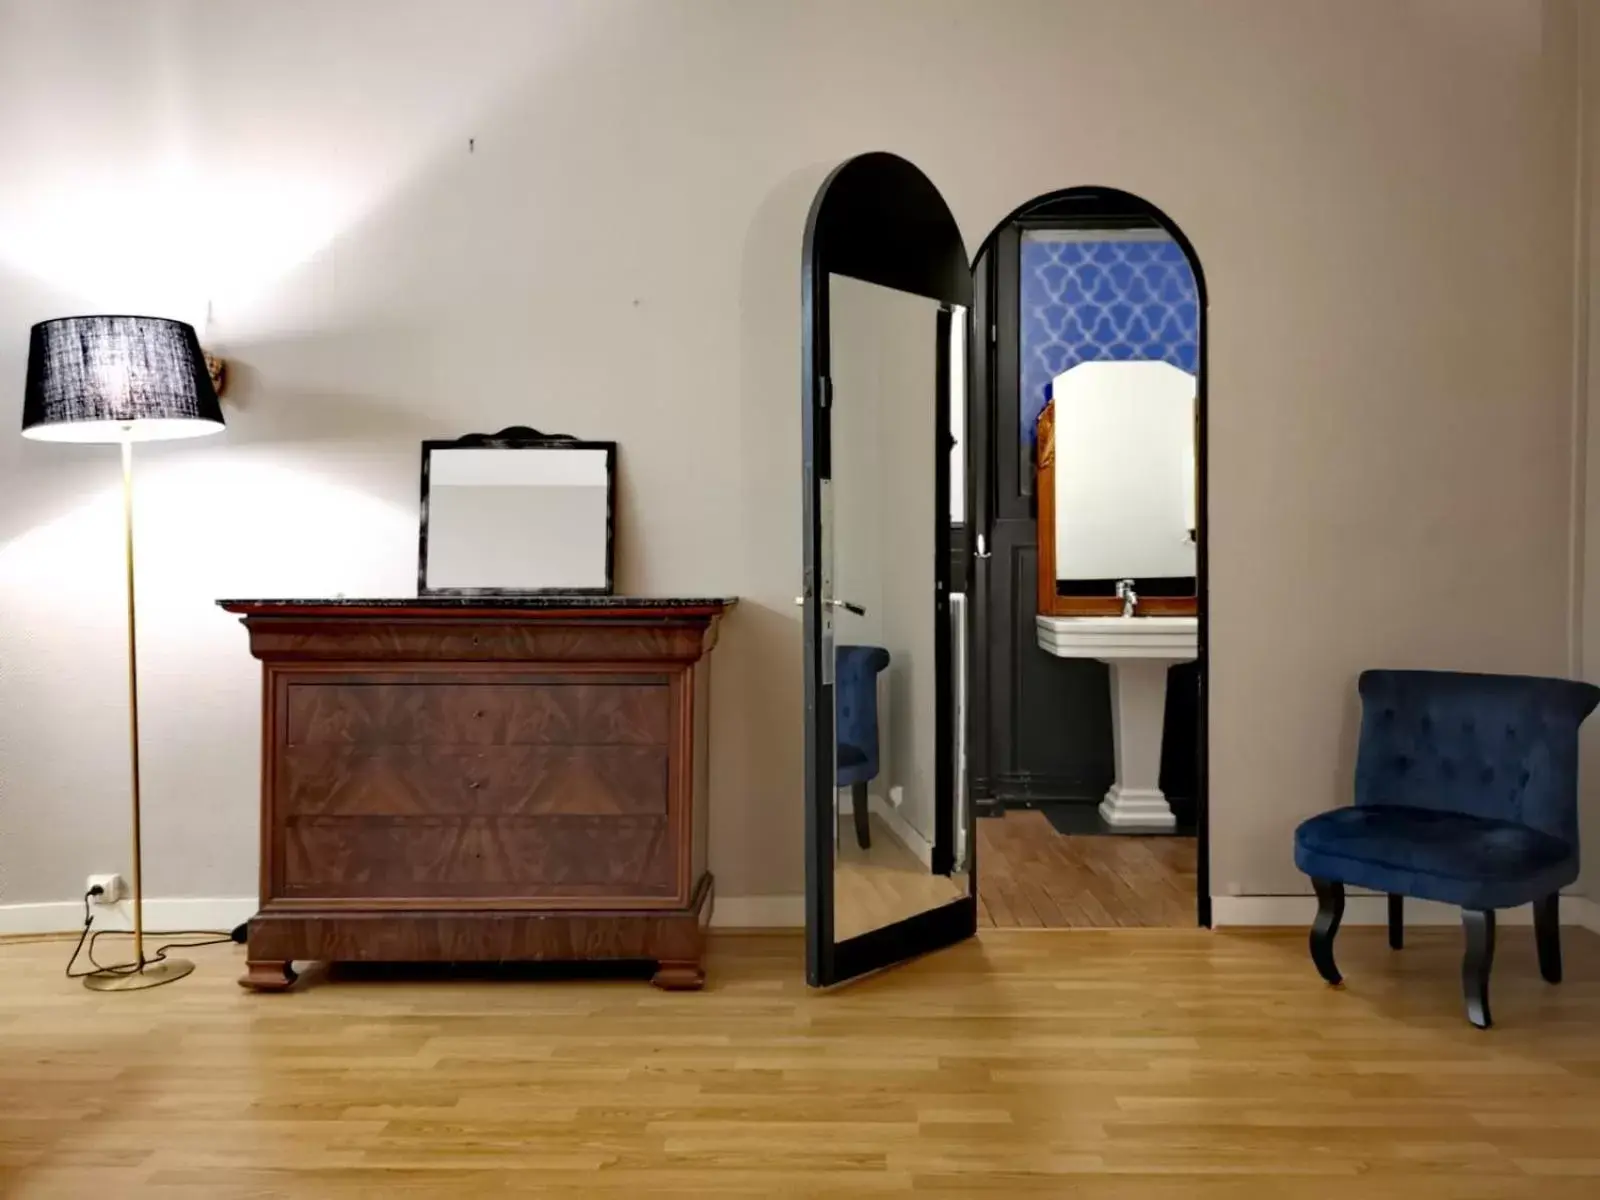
[86,874,125,905]
[889,785,905,809]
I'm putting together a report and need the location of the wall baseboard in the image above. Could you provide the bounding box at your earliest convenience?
[0,895,810,936]
[710,894,806,929]
[0,896,258,937]
[1211,892,1600,931]
[13,893,1591,939]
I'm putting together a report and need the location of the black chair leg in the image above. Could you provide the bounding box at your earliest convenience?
[1310,878,1345,986]
[851,781,871,849]
[1461,908,1496,1029]
[1388,894,1403,950]
[1534,893,1561,984]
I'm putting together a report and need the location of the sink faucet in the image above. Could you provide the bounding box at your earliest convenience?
[1116,579,1138,618]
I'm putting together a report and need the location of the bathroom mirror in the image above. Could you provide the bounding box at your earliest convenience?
[802,151,976,988]
[1036,361,1198,617]
[418,427,616,595]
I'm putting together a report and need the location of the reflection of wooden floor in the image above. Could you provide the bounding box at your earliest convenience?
[978,809,1196,928]
[834,813,966,941]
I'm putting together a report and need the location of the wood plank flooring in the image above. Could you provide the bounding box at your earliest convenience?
[4,929,1600,1196]
[978,810,1197,928]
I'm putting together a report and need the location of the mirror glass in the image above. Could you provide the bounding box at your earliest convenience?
[827,273,968,943]
[420,440,615,594]
[1051,360,1196,583]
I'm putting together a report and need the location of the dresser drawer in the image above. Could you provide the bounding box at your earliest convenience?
[284,681,670,747]
[279,814,677,901]
[281,745,669,816]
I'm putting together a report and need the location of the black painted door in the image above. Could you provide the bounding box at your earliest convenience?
[802,153,977,986]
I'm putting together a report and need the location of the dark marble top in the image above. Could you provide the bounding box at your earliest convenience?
[218,596,735,612]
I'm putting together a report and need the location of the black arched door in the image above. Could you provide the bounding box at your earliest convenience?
[802,153,976,986]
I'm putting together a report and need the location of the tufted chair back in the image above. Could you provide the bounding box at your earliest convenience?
[835,644,891,786]
[1354,670,1600,847]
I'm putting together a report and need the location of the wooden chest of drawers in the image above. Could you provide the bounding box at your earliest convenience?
[220,598,733,991]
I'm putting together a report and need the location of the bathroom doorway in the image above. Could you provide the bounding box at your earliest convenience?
[959,187,1208,928]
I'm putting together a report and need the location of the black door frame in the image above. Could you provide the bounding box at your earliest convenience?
[964,188,1212,928]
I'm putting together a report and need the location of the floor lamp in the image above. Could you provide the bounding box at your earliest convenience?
[22,315,225,992]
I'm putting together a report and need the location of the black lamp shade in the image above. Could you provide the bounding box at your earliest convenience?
[22,315,224,444]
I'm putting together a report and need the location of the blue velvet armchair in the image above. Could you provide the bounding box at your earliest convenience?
[836,644,890,849]
[1294,669,1599,1027]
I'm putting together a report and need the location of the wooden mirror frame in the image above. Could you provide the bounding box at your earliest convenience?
[1034,398,1198,618]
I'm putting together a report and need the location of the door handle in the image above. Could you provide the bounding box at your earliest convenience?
[975,533,992,560]
[794,596,868,616]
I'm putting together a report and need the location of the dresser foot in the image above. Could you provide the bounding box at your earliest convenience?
[652,960,705,991]
[239,959,298,992]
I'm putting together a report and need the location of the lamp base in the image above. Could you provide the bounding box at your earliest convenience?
[82,958,195,992]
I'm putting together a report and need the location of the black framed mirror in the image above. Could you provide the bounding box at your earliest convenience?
[802,152,976,987]
[418,426,616,596]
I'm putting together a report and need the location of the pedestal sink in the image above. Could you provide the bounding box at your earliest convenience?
[1035,615,1198,830]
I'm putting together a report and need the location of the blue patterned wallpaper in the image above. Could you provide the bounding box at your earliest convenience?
[1020,234,1199,448]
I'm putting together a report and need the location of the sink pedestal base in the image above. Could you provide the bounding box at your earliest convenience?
[1099,658,1177,831]
[1099,784,1176,830]
[1034,616,1194,834]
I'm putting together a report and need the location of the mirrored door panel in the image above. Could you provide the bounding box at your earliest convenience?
[802,151,975,987]
[828,275,968,945]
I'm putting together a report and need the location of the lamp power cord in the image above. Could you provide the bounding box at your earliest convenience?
[64,885,236,990]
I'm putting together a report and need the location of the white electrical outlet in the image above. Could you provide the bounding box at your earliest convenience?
[87,874,125,904]
[889,785,905,808]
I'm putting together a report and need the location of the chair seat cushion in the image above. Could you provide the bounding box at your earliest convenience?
[1293,805,1577,910]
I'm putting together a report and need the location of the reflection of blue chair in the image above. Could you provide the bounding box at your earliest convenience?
[1294,669,1600,1028]
[837,645,891,849]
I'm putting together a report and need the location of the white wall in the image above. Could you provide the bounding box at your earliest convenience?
[825,273,888,813]
[828,276,889,654]
[871,284,940,847]
[0,0,1585,912]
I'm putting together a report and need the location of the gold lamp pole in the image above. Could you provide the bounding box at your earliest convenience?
[121,439,146,975]
[83,437,195,989]
[21,316,226,992]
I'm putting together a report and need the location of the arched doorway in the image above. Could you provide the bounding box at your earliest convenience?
[959,188,1211,927]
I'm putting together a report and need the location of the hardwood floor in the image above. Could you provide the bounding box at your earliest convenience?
[3,928,1600,1196]
[978,809,1197,928]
